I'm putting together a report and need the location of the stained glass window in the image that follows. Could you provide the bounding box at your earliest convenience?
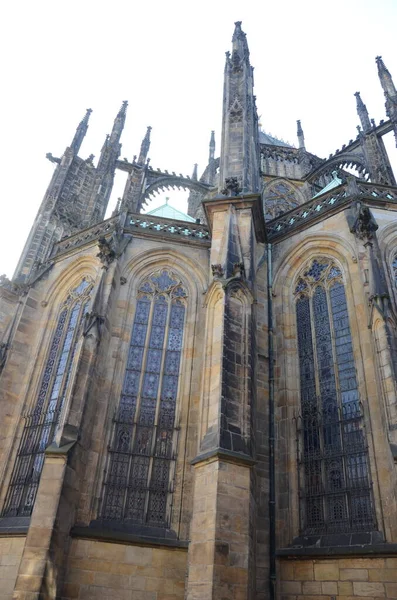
[2,279,92,517]
[295,259,376,534]
[101,269,187,527]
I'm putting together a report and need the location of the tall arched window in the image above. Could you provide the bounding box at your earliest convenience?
[101,269,187,528]
[2,278,92,517]
[295,259,377,534]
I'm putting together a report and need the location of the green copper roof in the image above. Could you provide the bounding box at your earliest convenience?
[146,199,195,222]
[312,171,343,198]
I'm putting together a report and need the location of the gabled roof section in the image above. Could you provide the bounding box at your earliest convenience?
[312,171,343,198]
[259,130,293,148]
[146,199,196,222]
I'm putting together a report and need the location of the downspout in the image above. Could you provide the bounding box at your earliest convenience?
[267,242,276,600]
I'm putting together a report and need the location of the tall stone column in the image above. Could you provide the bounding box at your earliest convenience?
[186,193,265,600]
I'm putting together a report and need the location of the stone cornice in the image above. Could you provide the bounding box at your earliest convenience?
[203,193,266,243]
[191,448,256,468]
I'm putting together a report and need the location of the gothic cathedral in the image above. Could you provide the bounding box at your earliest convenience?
[1,22,397,600]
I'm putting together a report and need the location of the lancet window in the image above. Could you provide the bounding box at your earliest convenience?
[295,259,376,534]
[100,269,187,528]
[2,279,92,517]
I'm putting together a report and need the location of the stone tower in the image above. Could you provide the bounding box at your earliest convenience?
[1,21,397,600]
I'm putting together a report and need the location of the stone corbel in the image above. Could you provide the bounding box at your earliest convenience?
[83,311,105,340]
[96,230,132,269]
[211,264,225,278]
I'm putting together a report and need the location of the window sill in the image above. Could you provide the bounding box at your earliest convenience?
[0,516,30,536]
[277,531,397,558]
[71,522,189,550]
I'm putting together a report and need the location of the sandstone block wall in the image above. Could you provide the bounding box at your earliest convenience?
[61,539,187,600]
[279,557,397,599]
[0,537,25,600]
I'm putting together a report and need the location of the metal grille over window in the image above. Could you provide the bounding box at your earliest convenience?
[101,269,186,527]
[295,259,377,534]
[1,279,92,517]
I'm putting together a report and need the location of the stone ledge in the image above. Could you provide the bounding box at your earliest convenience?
[191,447,256,467]
[70,526,189,550]
[0,516,30,537]
[277,543,397,559]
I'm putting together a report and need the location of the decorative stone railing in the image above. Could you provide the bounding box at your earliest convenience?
[51,217,118,258]
[125,213,210,242]
[266,180,397,242]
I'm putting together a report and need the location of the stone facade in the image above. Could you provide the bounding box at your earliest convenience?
[1,21,397,600]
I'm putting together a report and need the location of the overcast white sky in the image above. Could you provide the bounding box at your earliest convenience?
[1,0,396,278]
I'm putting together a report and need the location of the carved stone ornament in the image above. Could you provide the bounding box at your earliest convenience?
[348,201,379,241]
[221,177,242,197]
[0,274,26,295]
[120,276,127,285]
[232,262,245,278]
[97,236,116,267]
[211,264,225,278]
[83,311,105,338]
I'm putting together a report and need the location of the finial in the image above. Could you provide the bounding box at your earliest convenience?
[70,107,93,154]
[192,163,198,181]
[376,55,397,98]
[138,126,152,164]
[118,100,128,116]
[165,197,169,205]
[355,91,371,132]
[209,130,215,162]
[296,119,305,149]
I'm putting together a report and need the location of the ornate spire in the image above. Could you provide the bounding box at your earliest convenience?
[296,120,305,149]
[231,21,250,66]
[376,56,397,99]
[376,56,397,146]
[209,130,215,162]
[109,100,128,144]
[354,92,371,133]
[70,108,92,154]
[192,163,198,181]
[138,126,152,164]
[219,22,260,194]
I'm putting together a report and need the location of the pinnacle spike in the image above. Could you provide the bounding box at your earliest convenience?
[70,107,93,154]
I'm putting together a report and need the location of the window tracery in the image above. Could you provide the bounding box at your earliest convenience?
[101,269,187,528]
[295,259,376,534]
[263,181,300,221]
[2,278,92,517]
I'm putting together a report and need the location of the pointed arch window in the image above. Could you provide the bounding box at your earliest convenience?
[295,259,377,534]
[101,269,187,528]
[2,279,92,517]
